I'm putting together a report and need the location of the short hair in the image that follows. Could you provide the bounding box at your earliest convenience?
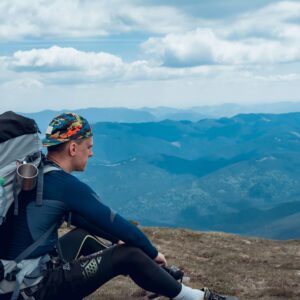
[47,142,68,154]
[47,138,86,154]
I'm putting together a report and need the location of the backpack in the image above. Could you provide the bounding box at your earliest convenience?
[0,111,57,300]
[0,111,43,250]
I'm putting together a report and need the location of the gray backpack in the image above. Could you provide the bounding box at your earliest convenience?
[0,111,56,300]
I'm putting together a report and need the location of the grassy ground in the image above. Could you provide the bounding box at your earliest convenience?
[73,227,300,299]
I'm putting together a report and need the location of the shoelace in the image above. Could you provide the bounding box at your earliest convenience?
[203,288,227,300]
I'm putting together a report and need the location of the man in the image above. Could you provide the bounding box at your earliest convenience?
[6,112,231,300]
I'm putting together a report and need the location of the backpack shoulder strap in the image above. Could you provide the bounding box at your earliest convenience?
[35,163,61,208]
[43,165,61,173]
[35,160,44,207]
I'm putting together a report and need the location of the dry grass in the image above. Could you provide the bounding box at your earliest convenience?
[60,226,300,300]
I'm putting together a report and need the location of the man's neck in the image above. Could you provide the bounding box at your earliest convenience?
[46,154,72,173]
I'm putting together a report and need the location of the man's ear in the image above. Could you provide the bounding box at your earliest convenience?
[69,141,77,157]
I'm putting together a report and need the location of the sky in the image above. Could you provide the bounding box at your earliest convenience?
[1,0,300,112]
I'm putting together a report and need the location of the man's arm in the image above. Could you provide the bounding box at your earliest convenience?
[70,213,119,244]
[62,176,159,259]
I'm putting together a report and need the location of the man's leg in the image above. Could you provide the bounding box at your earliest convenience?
[59,228,109,261]
[32,245,182,300]
[32,245,230,300]
[111,245,182,298]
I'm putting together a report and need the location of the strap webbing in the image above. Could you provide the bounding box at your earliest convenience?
[4,222,57,300]
[13,176,18,216]
[15,222,57,264]
[35,161,44,207]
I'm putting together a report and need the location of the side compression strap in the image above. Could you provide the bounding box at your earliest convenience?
[14,222,57,264]
[12,176,18,216]
[7,222,57,300]
[35,161,44,207]
[4,223,56,277]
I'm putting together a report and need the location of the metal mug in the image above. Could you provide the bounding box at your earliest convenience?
[16,163,38,191]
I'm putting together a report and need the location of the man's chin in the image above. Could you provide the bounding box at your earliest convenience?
[75,166,86,172]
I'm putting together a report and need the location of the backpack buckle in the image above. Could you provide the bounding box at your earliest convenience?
[5,267,20,281]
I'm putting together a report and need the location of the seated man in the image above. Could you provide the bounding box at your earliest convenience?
[5,112,233,300]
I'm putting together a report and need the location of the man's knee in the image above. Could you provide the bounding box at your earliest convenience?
[113,245,149,272]
[121,245,145,258]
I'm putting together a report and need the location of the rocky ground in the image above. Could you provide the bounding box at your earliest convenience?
[81,227,300,300]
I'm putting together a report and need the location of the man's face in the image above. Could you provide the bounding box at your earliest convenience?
[73,137,93,171]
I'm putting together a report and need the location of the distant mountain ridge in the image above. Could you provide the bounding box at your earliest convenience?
[21,101,300,133]
[22,109,300,240]
[22,107,156,133]
[74,112,300,240]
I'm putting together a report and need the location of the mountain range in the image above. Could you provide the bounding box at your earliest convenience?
[75,112,300,240]
[20,108,300,240]
[21,101,300,132]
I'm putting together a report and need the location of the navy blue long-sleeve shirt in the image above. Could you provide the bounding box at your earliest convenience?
[6,165,158,260]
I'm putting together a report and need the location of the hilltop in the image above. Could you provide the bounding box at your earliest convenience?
[85,227,300,300]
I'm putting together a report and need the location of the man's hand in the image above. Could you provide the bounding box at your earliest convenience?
[154,252,167,266]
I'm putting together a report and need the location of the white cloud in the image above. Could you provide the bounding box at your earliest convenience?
[0,0,195,40]
[142,1,300,67]
[223,1,300,40]
[1,45,299,89]
[12,46,123,71]
[1,78,43,89]
[1,0,300,113]
[0,58,7,72]
[2,46,218,84]
[251,73,300,82]
[118,4,196,34]
[142,28,300,66]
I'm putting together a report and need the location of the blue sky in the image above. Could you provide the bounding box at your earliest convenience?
[1,0,300,112]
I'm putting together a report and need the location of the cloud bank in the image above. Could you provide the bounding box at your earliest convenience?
[1,0,300,111]
[142,1,300,67]
[0,0,195,40]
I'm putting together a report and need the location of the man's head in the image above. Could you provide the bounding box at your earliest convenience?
[43,112,93,172]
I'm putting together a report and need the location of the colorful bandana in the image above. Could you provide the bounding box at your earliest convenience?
[42,112,92,147]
